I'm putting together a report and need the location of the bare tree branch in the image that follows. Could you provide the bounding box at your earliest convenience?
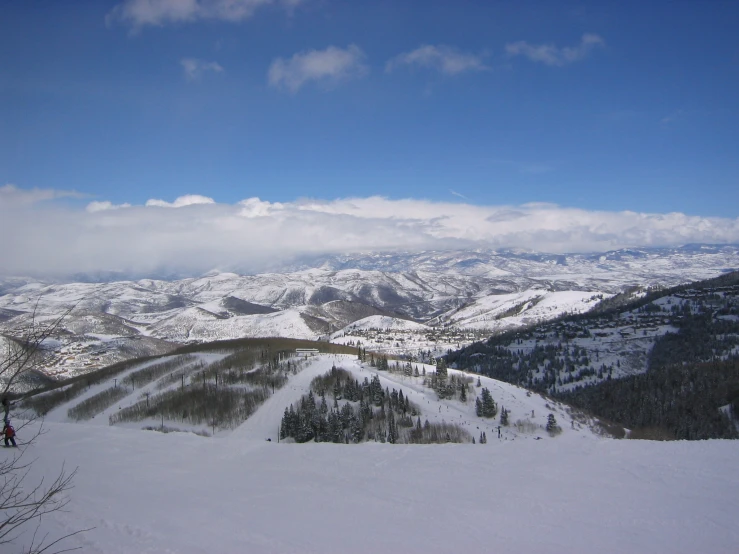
[0,301,87,553]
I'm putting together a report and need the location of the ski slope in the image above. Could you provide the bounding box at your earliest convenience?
[6,354,739,553]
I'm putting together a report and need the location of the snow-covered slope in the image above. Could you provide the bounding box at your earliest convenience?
[434,289,605,330]
[339,315,431,333]
[10,353,739,553]
[1,245,738,378]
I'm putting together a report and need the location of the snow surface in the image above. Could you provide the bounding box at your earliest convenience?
[6,354,739,553]
[338,315,430,333]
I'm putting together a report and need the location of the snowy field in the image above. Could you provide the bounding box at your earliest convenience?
[6,354,739,553]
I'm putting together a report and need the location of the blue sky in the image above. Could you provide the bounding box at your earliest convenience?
[2,0,737,215]
[1,1,738,276]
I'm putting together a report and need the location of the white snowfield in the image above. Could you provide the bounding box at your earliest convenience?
[9,354,739,553]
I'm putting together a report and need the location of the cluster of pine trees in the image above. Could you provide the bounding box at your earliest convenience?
[447,341,613,392]
[475,387,497,418]
[363,351,473,403]
[447,274,739,396]
[559,358,739,440]
[279,366,471,444]
[426,359,473,401]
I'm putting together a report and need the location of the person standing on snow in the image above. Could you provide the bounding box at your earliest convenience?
[2,421,17,447]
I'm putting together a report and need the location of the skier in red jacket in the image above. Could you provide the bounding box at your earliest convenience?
[3,421,17,447]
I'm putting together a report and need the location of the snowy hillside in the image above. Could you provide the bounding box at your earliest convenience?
[8,353,739,553]
[1,245,738,379]
[450,270,739,392]
[433,289,606,329]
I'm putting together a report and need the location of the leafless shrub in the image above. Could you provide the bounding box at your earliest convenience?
[404,421,472,444]
[109,385,271,431]
[121,355,197,389]
[513,418,538,434]
[1,302,91,553]
[67,385,129,421]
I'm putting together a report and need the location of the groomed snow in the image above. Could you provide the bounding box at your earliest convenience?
[7,354,739,553]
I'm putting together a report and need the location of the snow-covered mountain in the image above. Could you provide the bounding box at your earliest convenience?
[1,245,738,379]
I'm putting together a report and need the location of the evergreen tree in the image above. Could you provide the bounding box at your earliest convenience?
[479,388,497,418]
[436,358,448,380]
[475,397,483,417]
[329,411,343,443]
[280,407,290,439]
[387,410,398,444]
[546,413,559,433]
[459,382,467,402]
[350,412,364,443]
[500,406,509,426]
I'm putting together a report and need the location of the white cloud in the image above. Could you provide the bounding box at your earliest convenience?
[145,195,216,208]
[506,33,605,66]
[180,58,224,81]
[86,201,132,213]
[268,45,368,93]
[107,0,300,29]
[2,188,739,277]
[0,184,84,204]
[386,45,488,75]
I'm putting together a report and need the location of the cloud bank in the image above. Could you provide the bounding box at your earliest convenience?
[506,33,605,66]
[1,185,738,277]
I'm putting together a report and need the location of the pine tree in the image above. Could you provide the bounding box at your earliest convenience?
[459,382,467,402]
[500,406,509,426]
[546,413,559,433]
[387,410,398,444]
[475,397,483,417]
[436,358,448,380]
[476,376,482,388]
[329,411,343,443]
[479,388,497,418]
[350,412,364,443]
[280,407,290,439]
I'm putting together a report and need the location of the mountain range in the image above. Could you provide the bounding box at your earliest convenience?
[1,244,738,380]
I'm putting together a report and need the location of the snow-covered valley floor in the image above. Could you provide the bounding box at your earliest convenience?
[7,355,739,553]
